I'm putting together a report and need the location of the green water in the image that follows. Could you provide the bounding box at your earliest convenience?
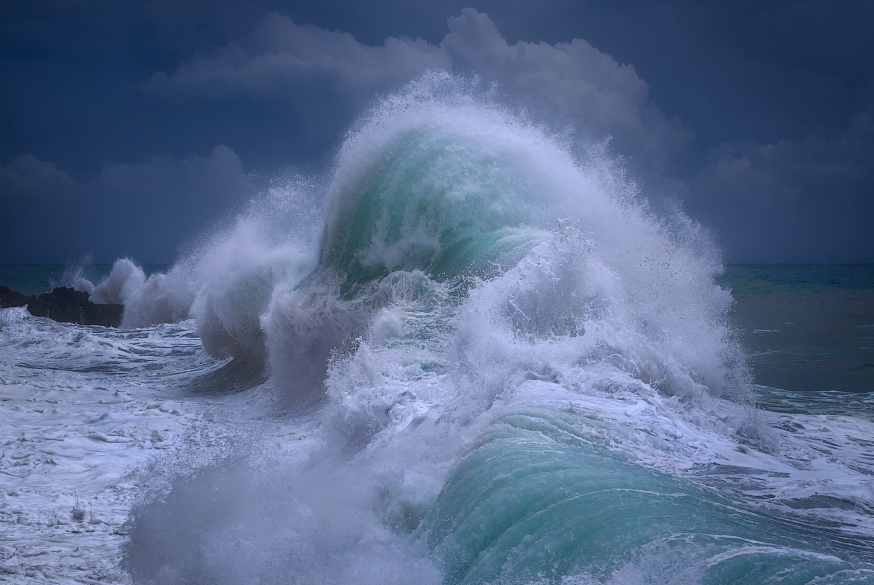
[321,128,546,297]
[421,407,864,584]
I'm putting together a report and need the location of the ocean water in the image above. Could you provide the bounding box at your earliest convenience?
[1,73,873,584]
[722,265,874,397]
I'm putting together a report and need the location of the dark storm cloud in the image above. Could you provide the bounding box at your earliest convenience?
[0,155,76,200]
[144,9,689,187]
[0,147,247,263]
[691,89,874,263]
[143,12,449,100]
[1,1,872,263]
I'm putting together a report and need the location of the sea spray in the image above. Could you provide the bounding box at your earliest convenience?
[77,177,321,366]
[111,73,874,583]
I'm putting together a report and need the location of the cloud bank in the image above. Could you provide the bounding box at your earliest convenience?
[0,155,77,200]
[3,6,872,263]
[691,92,874,262]
[0,147,247,263]
[144,9,690,183]
[138,8,874,261]
[145,12,450,100]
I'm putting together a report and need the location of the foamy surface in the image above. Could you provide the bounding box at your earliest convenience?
[2,73,873,584]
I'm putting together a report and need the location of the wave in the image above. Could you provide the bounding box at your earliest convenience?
[84,72,874,583]
[86,72,741,407]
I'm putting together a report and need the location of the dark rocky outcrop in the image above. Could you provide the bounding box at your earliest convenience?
[0,286,32,309]
[0,285,123,327]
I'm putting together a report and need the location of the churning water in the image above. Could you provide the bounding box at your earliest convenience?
[2,73,873,584]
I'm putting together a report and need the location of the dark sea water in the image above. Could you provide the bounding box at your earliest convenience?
[723,264,874,393]
[1,75,872,584]
[722,265,874,423]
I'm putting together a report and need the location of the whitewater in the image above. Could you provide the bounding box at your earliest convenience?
[2,73,873,584]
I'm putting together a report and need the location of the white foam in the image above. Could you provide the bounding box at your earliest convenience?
[4,74,872,582]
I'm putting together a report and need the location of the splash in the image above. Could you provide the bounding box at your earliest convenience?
[105,73,874,584]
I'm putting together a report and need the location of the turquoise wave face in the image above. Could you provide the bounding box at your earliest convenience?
[110,75,874,585]
[319,127,547,297]
[420,406,866,585]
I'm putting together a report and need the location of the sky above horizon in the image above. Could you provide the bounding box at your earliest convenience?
[2,0,873,264]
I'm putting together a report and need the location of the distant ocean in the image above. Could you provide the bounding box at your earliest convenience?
[2,75,872,584]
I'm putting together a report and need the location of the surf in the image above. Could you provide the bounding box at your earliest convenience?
[59,72,873,583]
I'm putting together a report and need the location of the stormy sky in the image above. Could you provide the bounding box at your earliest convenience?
[2,0,872,264]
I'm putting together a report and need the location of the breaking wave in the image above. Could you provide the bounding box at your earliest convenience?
[74,72,873,583]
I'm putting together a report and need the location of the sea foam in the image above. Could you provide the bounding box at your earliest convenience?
[70,73,874,584]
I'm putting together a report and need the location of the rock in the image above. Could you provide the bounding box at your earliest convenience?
[0,285,123,327]
[0,285,32,309]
